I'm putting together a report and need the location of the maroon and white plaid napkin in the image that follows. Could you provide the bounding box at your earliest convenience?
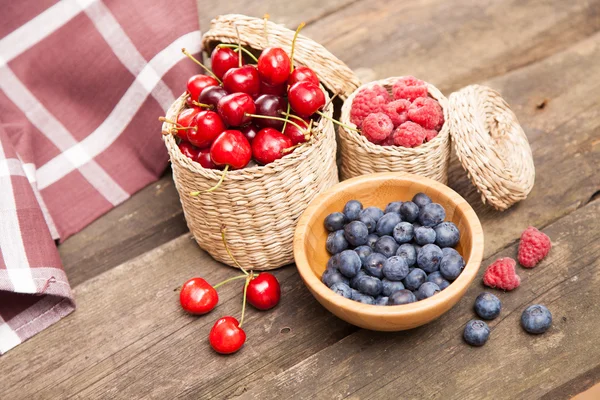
[0,0,202,354]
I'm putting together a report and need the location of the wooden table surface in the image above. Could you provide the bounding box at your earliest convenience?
[3,1,600,399]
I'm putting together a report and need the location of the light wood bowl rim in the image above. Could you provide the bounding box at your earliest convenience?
[293,172,484,324]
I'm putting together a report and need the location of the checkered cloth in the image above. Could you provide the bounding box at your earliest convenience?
[0,0,202,354]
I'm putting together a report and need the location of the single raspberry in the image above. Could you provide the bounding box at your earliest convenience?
[382,99,410,127]
[408,97,444,130]
[362,112,394,143]
[392,76,428,101]
[518,227,551,268]
[483,257,521,291]
[350,85,391,128]
[425,129,438,142]
[392,121,426,148]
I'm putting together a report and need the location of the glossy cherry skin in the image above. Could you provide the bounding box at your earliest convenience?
[283,117,310,145]
[259,80,286,96]
[187,74,219,102]
[241,124,260,143]
[178,141,200,160]
[187,111,226,149]
[210,130,252,169]
[179,277,218,315]
[289,66,319,87]
[176,108,201,141]
[288,81,325,118]
[247,272,281,310]
[195,148,221,169]
[252,128,294,165]
[254,94,287,129]
[223,65,260,97]
[199,86,228,109]
[217,93,256,127]
[209,316,246,354]
[211,47,244,80]
[257,47,291,86]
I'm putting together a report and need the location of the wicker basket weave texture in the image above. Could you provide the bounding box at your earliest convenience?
[338,77,451,183]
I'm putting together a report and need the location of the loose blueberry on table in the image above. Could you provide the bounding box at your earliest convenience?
[321,192,466,306]
[463,319,490,346]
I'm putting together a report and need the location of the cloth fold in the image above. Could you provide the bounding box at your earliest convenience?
[0,0,202,354]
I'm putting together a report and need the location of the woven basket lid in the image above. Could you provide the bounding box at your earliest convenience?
[202,14,361,99]
[448,85,535,211]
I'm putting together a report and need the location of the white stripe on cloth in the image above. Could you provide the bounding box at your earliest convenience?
[36,30,202,189]
[0,321,21,354]
[0,0,98,67]
[0,66,129,206]
[22,161,60,240]
[82,0,176,112]
[0,142,36,294]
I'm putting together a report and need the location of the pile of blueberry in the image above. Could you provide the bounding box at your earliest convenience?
[322,192,465,305]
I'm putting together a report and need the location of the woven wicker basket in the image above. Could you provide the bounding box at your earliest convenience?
[162,15,359,270]
[338,78,451,183]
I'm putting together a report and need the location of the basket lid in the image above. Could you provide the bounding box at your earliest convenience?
[448,85,535,211]
[202,14,361,100]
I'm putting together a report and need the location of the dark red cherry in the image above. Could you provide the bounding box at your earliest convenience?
[223,65,260,96]
[254,95,287,129]
[178,141,200,160]
[195,148,221,169]
[257,47,291,86]
[187,74,219,102]
[289,66,319,87]
[288,81,325,118]
[241,124,260,143]
[210,130,252,169]
[175,108,201,141]
[217,93,256,127]
[187,111,226,149]
[259,80,286,96]
[251,128,294,165]
[199,86,228,109]
[211,47,244,80]
[283,117,310,145]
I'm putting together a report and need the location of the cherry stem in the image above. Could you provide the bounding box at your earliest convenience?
[290,22,306,73]
[191,100,213,109]
[239,273,253,328]
[316,111,360,132]
[181,48,222,83]
[280,111,306,123]
[220,226,249,275]
[159,116,183,127]
[218,44,259,63]
[324,93,339,110]
[281,103,291,132]
[212,274,247,289]
[172,126,194,130]
[263,14,270,46]
[246,113,308,134]
[282,143,302,154]
[234,25,243,68]
[190,165,229,196]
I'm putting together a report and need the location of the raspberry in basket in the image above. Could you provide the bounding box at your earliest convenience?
[392,76,428,101]
[408,97,445,131]
[425,129,438,142]
[350,85,391,128]
[518,226,551,268]
[392,121,426,147]
[383,99,410,127]
[362,112,394,143]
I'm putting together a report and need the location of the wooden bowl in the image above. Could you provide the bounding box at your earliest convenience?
[293,172,484,331]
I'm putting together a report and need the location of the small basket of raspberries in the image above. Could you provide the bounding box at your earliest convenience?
[160,14,360,270]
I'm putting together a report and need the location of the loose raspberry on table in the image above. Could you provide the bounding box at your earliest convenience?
[483,257,521,291]
[350,85,391,128]
[392,121,426,148]
[518,227,551,268]
[392,76,428,101]
[425,129,438,142]
[382,99,410,127]
[408,97,445,131]
[362,112,394,143]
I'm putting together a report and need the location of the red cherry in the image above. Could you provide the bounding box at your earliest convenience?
[247,272,281,310]
[187,74,219,102]
[257,47,291,86]
[259,80,286,96]
[241,124,260,143]
[176,108,201,141]
[254,95,287,129]
[223,65,260,96]
[289,66,319,87]
[210,130,252,169]
[187,111,226,149]
[217,93,256,127]
[178,141,200,160]
[211,47,244,80]
[209,316,246,354]
[252,128,294,165]
[195,148,222,169]
[288,81,325,118]
[283,117,310,145]
[199,86,228,109]
[179,277,218,315]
